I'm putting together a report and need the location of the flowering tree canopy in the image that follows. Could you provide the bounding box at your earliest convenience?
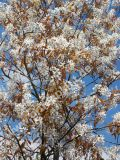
[0,0,120,159]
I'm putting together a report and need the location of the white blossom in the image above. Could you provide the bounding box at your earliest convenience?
[93,84,111,97]
[113,112,120,123]
[23,37,34,47]
[47,35,69,50]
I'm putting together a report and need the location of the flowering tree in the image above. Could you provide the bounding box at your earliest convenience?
[0,0,120,159]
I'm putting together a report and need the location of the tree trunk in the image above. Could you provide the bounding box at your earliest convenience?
[53,144,59,160]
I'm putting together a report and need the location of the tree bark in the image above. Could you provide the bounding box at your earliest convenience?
[53,144,59,160]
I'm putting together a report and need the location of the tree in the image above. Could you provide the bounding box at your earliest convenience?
[0,0,120,159]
